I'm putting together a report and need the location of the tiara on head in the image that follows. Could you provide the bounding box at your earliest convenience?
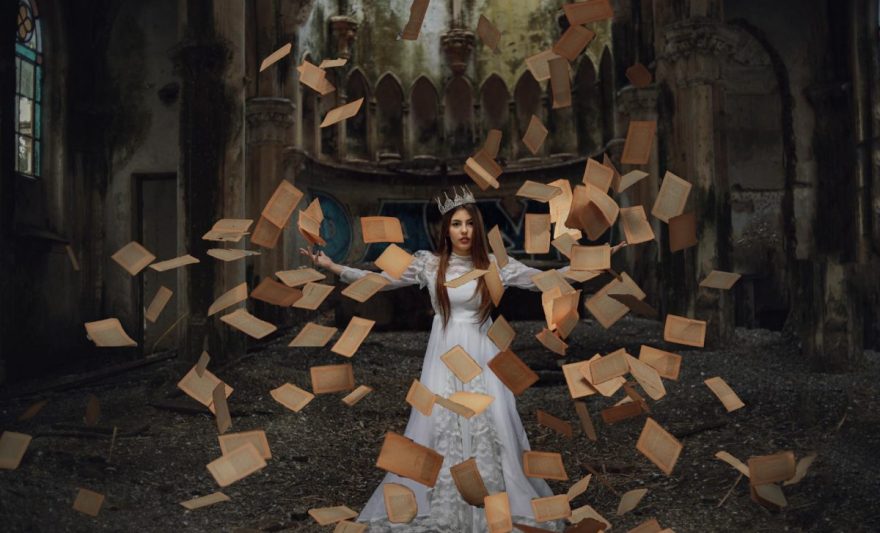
[435,185,476,215]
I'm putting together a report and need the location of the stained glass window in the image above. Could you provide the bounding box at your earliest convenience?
[15,0,42,178]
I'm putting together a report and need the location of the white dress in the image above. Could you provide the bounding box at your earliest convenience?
[339,251,566,532]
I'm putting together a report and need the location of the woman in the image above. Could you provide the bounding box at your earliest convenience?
[301,189,626,532]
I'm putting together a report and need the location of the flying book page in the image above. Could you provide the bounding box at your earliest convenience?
[663,314,706,347]
[651,171,692,223]
[72,488,104,517]
[488,225,509,268]
[626,62,653,88]
[516,181,563,203]
[207,248,260,262]
[548,179,582,240]
[626,354,666,400]
[202,219,253,242]
[525,49,561,82]
[196,350,210,378]
[785,453,818,486]
[218,430,271,459]
[375,431,443,487]
[562,361,598,399]
[206,442,267,487]
[179,492,230,510]
[450,457,489,506]
[361,216,404,243]
[212,383,232,434]
[298,210,325,246]
[601,399,645,425]
[261,179,303,228]
[485,492,512,533]
[310,363,355,394]
[446,269,488,288]
[552,25,595,61]
[341,384,373,407]
[570,244,610,271]
[384,483,418,523]
[536,410,573,438]
[487,315,515,351]
[549,56,572,109]
[748,451,796,486]
[0,431,32,470]
[617,488,648,516]
[250,278,302,307]
[523,451,568,480]
[208,282,248,316]
[525,214,551,254]
[375,244,414,280]
[552,232,577,259]
[250,215,283,249]
[292,282,334,310]
[319,58,347,69]
[177,365,233,413]
[563,0,614,24]
[331,316,376,358]
[297,60,335,95]
[276,267,325,287]
[111,241,155,275]
[270,383,315,412]
[531,494,572,522]
[483,129,503,159]
[440,345,482,383]
[704,376,745,412]
[308,506,358,526]
[715,450,750,477]
[522,115,548,155]
[342,273,390,303]
[476,14,501,51]
[638,345,681,380]
[621,120,656,165]
[669,212,698,252]
[618,169,649,193]
[582,158,614,192]
[320,97,364,128]
[406,379,436,416]
[636,417,683,475]
[485,262,504,306]
[488,349,539,395]
[699,270,742,290]
[464,150,502,191]
[619,205,656,245]
[259,43,291,72]
[335,521,368,533]
[574,401,598,442]
[220,308,277,339]
[536,328,568,356]
[84,318,137,347]
[145,286,173,323]
[149,254,199,272]
[399,0,430,40]
[566,474,592,502]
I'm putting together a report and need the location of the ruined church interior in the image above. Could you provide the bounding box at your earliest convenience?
[1,0,879,531]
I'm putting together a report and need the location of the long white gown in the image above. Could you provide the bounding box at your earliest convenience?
[339,250,566,532]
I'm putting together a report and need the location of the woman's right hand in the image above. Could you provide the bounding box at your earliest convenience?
[298,247,335,270]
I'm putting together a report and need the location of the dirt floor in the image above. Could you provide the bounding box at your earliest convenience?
[1,313,879,533]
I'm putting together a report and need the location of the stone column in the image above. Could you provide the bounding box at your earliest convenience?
[246,97,295,323]
[176,0,247,363]
[654,8,736,345]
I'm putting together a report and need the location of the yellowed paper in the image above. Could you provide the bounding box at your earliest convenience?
[219,430,270,459]
[177,365,233,412]
[569,505,611,529]
[525,49,561,82]
[450,457,489,506]
[260,43,291,72]
[84,318,137,347]
[586,348,629,385]
[464,150,502,191]
[531,494,572,522]
[72,488,104,517]
[621,120,656,165]
[784,453,817,486]
[0,431,32,470]
[206,442,267,487]
[704,376,745,412]
[440,345,482,383]
[477,14,501,51]
[331,316,376,358]
[566,474,592,501]
[523,451,568,480]
[531,268,575,295]
[400,0,430,40]
[342,384,373,407]
[525,214,551,254]
[517,181,563,203]
[753,483,787,508]
[748,451,796,485]
[487,315,515,351]
[626,62,653,88]
[180,492,230,510]
[522,115,548,155]
[111,241,155,275]
[149,254,199,272]
[574,400,598,442]
[207,248,260,262]
[261,180,303,228]
[375,243,414,280]
[715,450,750,477]
[310,363,355,394]
[276,267,325,287]
[570,244,610,271]
[342,273,389,303]
[220,308,277,340]
[669,211,697,252]
[289,323,337,348]
[308,505,358,526]
[298,210,325,246]
[488,349,538,396]
[334,521,368,533]
[563,361,598,399]
[617,488,648,516]
[551,233,577,259]
[552,25,595,61]
[485,492,512,533]
[446,268,488,288]
[375,431,444,487]
[585,272,646,329]
[537,409,573,438]
[319,58,348,69]
[563,0,614,25]
[651,171,692,223]
[619,205,656,245]
[626,354,666,400]
[250,278,302,307]
[406,379,436,416]
[549,56,572,109]
[212,382,232,434]
[556,309,579,340]
[582,158,614,192]
[536,328,568,356]
[699,270,742,290]
[628,518,663,533]
[361,216,404,244]
[321,97,364,128]
[549,179,582,240]
[384,483,418,523]
[65,244,80,271]
[297,60,335,95]
[618,169,649,193]
[202,219,253,242]
[208,282,248,316]
[488,226,509,268]
[270,382,315,412]
[638,345,681,380]
[636,417,683,475]
[144,286,173,324]
[663,314,706,348]
[292,282,335,310]
[486,261,505,306]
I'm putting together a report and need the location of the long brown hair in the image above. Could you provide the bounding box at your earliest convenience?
[435,203,494,329]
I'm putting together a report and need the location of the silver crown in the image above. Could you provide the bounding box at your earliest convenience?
[435,185,476,215]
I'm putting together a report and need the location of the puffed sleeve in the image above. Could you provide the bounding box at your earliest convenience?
[496,255,571,292]
[338,249,433,291]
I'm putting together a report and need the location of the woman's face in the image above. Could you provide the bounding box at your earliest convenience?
[448,207,474,256]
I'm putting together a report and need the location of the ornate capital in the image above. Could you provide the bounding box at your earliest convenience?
[246,97,295,146]
[441,29,475,76]
[330,16,358,59]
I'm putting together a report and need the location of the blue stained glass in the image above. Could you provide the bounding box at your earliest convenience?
[34,101,40,139]
[35,65,41,102]
[15,42,36,62]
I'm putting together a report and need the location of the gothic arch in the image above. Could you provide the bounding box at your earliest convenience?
[345,68,370,160]
[513,71,542,159]
[444,76,474,159]
[375,73,404,158]
[574,57,602,155]
[480,74,510,159]
[409,76,440,157]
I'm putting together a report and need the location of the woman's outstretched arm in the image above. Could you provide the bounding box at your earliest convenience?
[299,247,429,290]
[499,240,628,291]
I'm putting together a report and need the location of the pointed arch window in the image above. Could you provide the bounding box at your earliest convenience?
[15,0,43,178]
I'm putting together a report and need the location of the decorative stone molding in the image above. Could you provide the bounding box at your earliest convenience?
[441,29,475,75]
[661,19,740,63]
[330,16,358,59]
[246,97,295,146]
[616,85,659,117]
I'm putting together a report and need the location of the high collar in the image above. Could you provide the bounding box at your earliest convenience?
[450,251,472,260]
